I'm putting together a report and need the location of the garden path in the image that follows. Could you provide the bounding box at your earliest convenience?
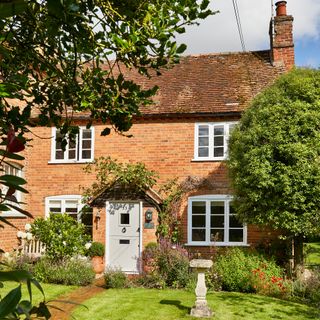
[49,278,105,320]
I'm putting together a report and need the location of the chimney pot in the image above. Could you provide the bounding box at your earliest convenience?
[275,1,287,16]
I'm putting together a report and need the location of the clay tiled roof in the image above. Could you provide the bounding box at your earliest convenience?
[133,50,285,116]
[25,49,285,119]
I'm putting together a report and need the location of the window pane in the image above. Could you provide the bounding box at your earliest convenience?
[192,215,206,228]
[69,140,76,149]
[69,150,76,159]
[82,130,92,139]
[192,201,206,214]
[192,229,206,241]
[230,215,243,228]
[82,150,91,159]
[211,215,224,228]
[55,150,64,160]
[214,136,224,147]
[210,229,224,242]
[214,147,224,157]
[55,140,62,150]
[49,200,61,213]
[229,229,243,242]
[81,212,93,226]
[121,213,130,225]
[214,126,224,136]
[198,126,209,136]
[82,140,91,149]
[199,137,209,147]
[198,147,209,157]
[65,200,78,213]
[211,202,224,215]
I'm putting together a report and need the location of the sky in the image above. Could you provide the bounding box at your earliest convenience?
[176,0,320,68]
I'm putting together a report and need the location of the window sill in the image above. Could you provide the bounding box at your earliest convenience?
[0,212,26,218]
[191,158,227,162]
[185,242,249,247]
[48,160,94,164]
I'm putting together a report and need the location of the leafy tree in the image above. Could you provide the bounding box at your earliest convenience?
[228,68,320,269]
[0,0,213,145]
[0,1,213,317]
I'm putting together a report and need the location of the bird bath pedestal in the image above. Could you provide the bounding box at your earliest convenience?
[190,259,213,318]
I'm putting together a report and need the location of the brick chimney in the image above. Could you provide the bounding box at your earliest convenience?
[270,1,294,70]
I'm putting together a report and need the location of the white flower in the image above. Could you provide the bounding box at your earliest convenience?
[26,232,33,241]
[20,232,27,239]
[85,242,92,250]
[62,241,66,246]
[17,231,24,238]
[24,223,31,231]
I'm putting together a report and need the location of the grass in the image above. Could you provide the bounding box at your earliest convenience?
[305,242,320,265]
[72,288,320,320]
[0,281,77,305]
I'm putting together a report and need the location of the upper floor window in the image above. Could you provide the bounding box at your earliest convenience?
[50,127,94,163]
[45,195,93,237]
[194,122,237,161]
[1,163,24,217]
[188,195,247,246]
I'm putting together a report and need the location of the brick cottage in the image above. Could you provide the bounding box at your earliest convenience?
[1,2,294,273]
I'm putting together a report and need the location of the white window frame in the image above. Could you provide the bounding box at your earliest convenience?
[49,126,95,163]
[0,163,25,217]
[193,122,237,161]
[45,195,93,234]
[187,195,247,246]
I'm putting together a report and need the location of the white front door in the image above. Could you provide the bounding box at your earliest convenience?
[107,202,141,273]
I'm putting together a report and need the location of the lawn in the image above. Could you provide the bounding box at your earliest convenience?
[72,288,320,320]
[305,242,320,265]
[0,281,77,305]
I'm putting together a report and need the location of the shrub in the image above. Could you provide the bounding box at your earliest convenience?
[292,267,320,306]
[87,242,105,257]
[212,247,287,296]
[31,214,91,261]
[141,239,191,289]
[0,251,34,274]
[104,269,128,288]
[34,257,95,286]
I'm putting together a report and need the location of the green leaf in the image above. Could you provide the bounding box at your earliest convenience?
[0,150,25,161]
[17,300,32,316]
[0,285,22,318]
[176,43,187,54]
[0,0,27,19]
[0,270,32,282]
[0,216,16,228]
[0,182,29,194]
[0,175,26,186]
[100,127,111,136]
[5,203,33,218]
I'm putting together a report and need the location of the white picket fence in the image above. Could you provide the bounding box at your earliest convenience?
[21,238,45,259]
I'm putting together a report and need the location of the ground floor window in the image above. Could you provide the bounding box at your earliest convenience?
[45,195,93,237]
[188,195,247,246]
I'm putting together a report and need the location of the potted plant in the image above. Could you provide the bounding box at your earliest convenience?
[88,242,105,274]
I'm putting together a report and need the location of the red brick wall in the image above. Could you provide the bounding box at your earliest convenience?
[1,117,278,252]
[271,15,294,70]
